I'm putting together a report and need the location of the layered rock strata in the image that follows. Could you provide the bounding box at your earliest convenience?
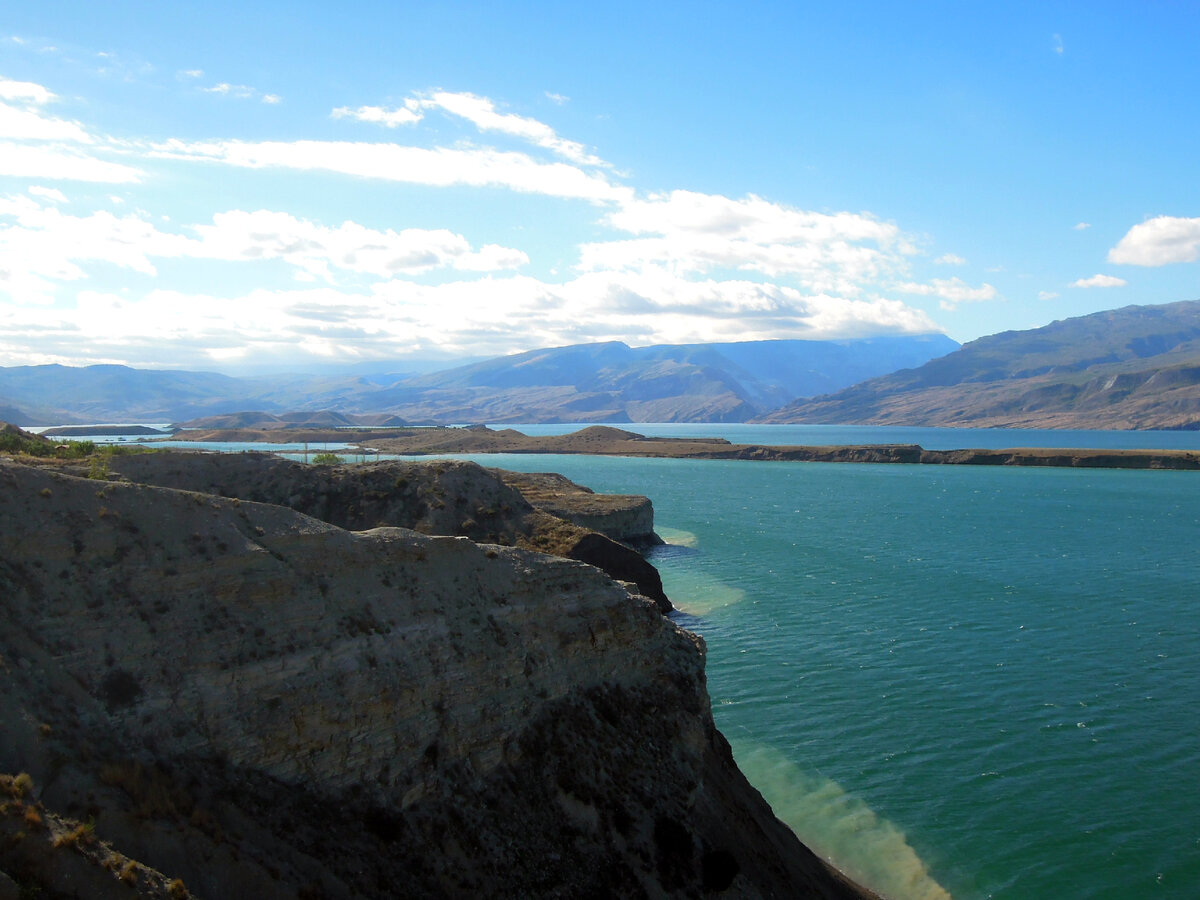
[0,458,873,899]
[105,451,669,611]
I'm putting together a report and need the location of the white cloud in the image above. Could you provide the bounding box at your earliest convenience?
[0,79,56,104]
[1053,33,1064,54]
[0,77,93,143]
[545,92,569,105]
[0,141,142,182]
[0,100,93,142]
[28,186,67,203]
[1070,273,1127,288]
[0,77,142,182]
[262,94,282,105]
[332,90,606,167]
[1038,290,1060,300]
[1072,222,1090,230]
[419,91,606,166]
[934,253,966,265]
[0,197,528,306]
[180,69,204,78]
[582,190,914,294]
[332,102,423,128]
[187,209,528,278]
[895,276,998,310]
[1108,216,1200,266]
[203,82,256,99]
[0,196,183,304]
[149,138,629,203]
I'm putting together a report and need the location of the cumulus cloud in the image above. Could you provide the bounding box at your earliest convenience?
[1070,273,1127,288]
[149,138,629,203]
[0,196,527,306]
[332,102,423,128]
[0,77,92,143]
[187,209,528,278]
[3,267,942,369]
[894,276,998,310]
[0,79,56,104]
[0,77,142,182]
[202,82,256,99]
[1108,216,1200,266]
[28,186,67,203]
[581,190,914,294]
[1072,222,1090,230]
[0,77,952,367]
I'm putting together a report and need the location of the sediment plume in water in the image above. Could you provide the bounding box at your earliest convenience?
[730,740,953,900]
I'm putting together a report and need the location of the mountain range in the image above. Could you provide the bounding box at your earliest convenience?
[8,300,1200,431]
[761,299,1200,430]
[0,334,957,425]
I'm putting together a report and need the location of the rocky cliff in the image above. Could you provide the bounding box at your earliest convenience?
[104,451,668,611]
[0,455,874,899]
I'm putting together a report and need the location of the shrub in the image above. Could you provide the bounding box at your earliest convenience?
[311,452,344,465]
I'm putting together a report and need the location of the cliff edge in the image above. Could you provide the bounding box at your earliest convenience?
[0,456,874,899]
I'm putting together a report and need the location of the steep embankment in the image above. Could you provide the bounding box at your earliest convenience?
[761,299,1200,429]
[104,451,667,611]
[0,457,872,899]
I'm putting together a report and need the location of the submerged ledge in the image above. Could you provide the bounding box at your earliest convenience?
[173,424,1200,471]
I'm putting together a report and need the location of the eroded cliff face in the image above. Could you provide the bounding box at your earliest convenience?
[0,457,873,899]
[105,452,669,611]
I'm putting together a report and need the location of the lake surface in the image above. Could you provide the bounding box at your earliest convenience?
[406,449,1200,900]
[490,421,1200,451]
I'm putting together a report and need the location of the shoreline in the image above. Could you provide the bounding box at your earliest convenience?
[168,424,1200,471]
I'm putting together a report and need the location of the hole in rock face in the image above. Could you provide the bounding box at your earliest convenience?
[654,816,694,889]
[100,668,143,712]
[702,849,740,892]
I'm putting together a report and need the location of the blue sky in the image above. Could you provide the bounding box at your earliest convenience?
[2,1,1198,372]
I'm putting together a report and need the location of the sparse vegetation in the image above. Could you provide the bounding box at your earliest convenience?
[311,452,344,465]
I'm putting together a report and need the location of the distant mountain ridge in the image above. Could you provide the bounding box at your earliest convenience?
[761,299,1200,430]
[0,334,957,425]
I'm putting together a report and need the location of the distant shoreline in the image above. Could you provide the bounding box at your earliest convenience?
[168,424,1200,471]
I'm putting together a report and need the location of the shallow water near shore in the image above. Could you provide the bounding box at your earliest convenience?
[430,450,1200,900]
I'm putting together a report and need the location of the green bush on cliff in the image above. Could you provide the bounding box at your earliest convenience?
[0,428,94,458]
[311,452,344,465]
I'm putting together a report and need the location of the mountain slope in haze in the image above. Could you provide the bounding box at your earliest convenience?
[760,299,1200,430]
[0,334,957,425]
[0,363,269,424]
[360,335,958,424]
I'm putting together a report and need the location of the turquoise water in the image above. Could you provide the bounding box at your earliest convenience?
[425,451,1200,900]
[493,422,1200,451]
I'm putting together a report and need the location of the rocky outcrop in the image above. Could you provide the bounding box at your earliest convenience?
[493,469,660,546]
[0,458,872,899]
[103,451,670,609]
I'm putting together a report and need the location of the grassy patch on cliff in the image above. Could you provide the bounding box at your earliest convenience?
[0,422,161,468]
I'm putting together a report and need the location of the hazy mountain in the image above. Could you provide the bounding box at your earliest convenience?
[760,300,1200,430]
[1,334,957,425]
[0,363,278,424]
[360,335,959,424]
